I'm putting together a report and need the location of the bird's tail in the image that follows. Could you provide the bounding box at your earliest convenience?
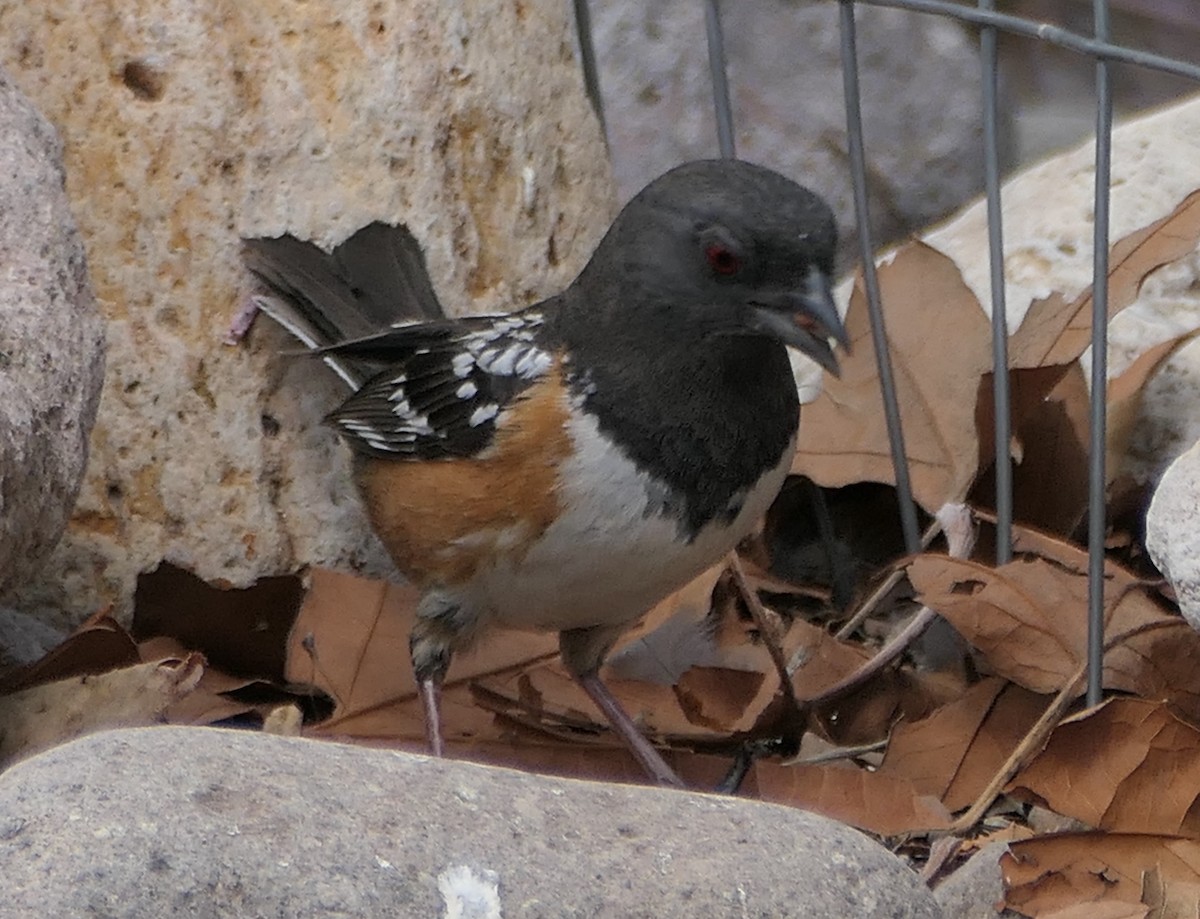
[242,222,445,390]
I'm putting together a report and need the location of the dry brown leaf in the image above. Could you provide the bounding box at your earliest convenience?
[940,683,1051,813]
[753,759,953,835]
[973,364,1089,536]
[782,613,962,746]
[1009,699,1200,837]
[0,611,139,695]
[1003,832,1200,917]
[879,678,1004,797]
[1107,330,1200,480]
[605,563,726,684]
[133,562,304,681]
[796,192,1200,521]
[879,678,1050,813]
[794,241,992,512]
[1056,190,1200,367]
[135,635,323,726]
[908,535,1200,717]
[978,330,1200,537]
[474,653,768,743]
[480,566,782,744]
[286,569,558,741]
[787,616,874,700]
[674,666,766,731]
[1016,190,1200,368]
[909,555,1084,692]
[0,655,204,767]
[441,738,733,790]
[477,592,951,749]
[1042,905,1150,919]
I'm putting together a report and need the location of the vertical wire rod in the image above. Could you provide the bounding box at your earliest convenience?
[572,0,608,144]
[1086,0,1114,708]
[838,0,922,554]
[980,0,1012,565]
[704,0,737,159]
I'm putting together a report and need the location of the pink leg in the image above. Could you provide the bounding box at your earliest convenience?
[419,678,445,757]
[576,672,685,788]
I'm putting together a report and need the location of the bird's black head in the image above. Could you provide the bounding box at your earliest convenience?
[578,159,848,374]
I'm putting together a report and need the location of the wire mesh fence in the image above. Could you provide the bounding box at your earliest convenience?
[574,0,1200,710]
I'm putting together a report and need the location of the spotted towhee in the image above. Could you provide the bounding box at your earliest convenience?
[244,159,848,787]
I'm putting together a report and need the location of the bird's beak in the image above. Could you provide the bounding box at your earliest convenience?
[749,267,849,376]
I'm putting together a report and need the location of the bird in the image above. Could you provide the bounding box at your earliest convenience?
[243,158,848,787]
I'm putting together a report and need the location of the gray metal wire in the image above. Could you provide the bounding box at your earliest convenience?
[980,0,1013,567]
[1087,0,1115,708]
[572,0,607,143]
[703,0,737,159]
[836,1,924,555]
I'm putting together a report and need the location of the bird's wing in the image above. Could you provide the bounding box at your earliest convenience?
[324,310,556,459]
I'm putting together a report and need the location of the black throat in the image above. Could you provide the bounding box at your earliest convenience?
[551,297,801,540]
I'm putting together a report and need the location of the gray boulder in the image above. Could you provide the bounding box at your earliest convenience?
[0,726,943,918]
[0,67,104,605]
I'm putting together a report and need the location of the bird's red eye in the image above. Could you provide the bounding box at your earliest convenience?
[705,243,741,276]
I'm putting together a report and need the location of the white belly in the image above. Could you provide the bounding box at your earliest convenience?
[462,410,795,633]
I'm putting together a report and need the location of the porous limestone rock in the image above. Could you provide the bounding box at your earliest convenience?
[0,68,104,605]
[0,3,614,626]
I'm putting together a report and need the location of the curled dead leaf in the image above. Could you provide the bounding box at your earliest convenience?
[1003,832,1200,917]
[0,654,204,767]
[908,531,1200,717]
[794,242,992,511]
[753,758,953,835]
[1008,698,1200,837]
[879,677,1050,813]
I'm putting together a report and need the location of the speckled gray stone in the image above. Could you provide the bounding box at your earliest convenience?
[0,727,943,918]
[1147,436,1200,631]
[0,65,104,603]
[934,843,1020,919]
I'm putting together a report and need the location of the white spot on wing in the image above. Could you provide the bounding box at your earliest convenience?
[468,404,499,427]
[472,340,551,380]
[456,381,478,399]
[481,345,519,376]
[408,415,434,435]
[514,348,551,379]
[339,420,402,452]
[452,352,475,378]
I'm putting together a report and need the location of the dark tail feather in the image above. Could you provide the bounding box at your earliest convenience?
[242,222,445,389]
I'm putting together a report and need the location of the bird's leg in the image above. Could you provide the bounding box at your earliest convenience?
[575,671,685,788]
[410,607,455,758]
[418,676,446,756]
[560,626,686,789]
